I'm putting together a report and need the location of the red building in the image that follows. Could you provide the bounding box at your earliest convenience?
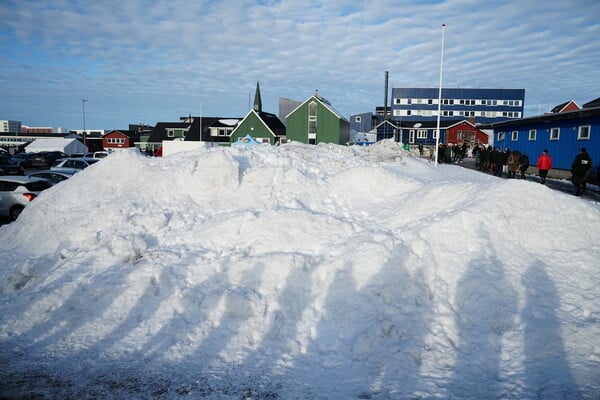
[102,130,140,150]
[446,120,489,146]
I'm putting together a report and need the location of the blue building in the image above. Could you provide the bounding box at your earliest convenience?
[491,98,600,171]
[390,87,525,124]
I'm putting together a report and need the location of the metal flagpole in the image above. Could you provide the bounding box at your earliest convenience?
[435,23,446,167]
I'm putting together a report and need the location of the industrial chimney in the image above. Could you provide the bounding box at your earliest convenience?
[384,71,389,121]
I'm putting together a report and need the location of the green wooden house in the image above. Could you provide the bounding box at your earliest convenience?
[230,82,286,145]
[285,94,350,145]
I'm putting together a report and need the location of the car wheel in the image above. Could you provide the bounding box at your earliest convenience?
[9,205,24,221]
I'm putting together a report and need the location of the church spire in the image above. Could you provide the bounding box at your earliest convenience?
[253,81,262,113]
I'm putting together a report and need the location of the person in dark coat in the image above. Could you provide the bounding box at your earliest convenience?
[571,147,593,196]
[518,152,530,179]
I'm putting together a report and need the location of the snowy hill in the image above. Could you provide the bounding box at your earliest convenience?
[0,141,598,399]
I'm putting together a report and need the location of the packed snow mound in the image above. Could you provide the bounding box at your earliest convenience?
[0,141,599,399]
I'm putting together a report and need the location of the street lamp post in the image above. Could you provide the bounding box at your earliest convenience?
[435,23,446,167]
[82,99,88,146]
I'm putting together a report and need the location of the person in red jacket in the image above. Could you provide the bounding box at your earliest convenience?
[536,149,552,184]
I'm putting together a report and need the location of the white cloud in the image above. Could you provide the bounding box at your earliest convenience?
[1,0,599,128]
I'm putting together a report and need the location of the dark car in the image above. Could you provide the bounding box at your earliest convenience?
[0,154,25,175]
[30,151,68,169]
[11,152,36,168]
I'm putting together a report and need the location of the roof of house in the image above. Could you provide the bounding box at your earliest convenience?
[147,122,191,143]
[583,97,600,108]
[105,129,141,139]
[183,117,241,141]
[257,111,286,136]
[286,94,348,122]
[490,105,600,129]
[550,100,580,113]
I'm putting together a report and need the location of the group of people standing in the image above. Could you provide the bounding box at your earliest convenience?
[474,146,530,179]
[474,145,595,196]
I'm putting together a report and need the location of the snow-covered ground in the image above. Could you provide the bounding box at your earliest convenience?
[0,141,598,399]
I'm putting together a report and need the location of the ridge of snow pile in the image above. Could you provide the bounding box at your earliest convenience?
[0,141,598,399]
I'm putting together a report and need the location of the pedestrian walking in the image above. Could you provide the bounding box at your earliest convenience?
[571,147,593,196]
[536,149,552,184]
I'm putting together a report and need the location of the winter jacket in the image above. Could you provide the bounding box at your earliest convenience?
[571,151,593,178]
[537,154,552,171]
[507,153,519,172]
[518,153,530,168]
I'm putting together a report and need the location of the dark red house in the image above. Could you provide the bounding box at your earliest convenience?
[446,120,489,146]
[102,130,140,151]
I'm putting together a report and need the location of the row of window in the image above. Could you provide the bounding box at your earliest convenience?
[392,109,521,118]
[497,126,591,142]
[106,138,125,144]
[393,98,522,107]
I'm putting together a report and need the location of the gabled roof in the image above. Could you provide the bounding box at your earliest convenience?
[286,94,348,122]
[445,120,483,130]
[231,109,286,139]
[550,100,580,113]
[105,129,140,139]
[257,111,286,136]
[373,120,401,130]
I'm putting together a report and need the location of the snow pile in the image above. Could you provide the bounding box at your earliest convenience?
[0,141,599,399]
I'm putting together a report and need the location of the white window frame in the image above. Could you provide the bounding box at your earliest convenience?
[511,130,518,141]
[550,127,560,140]
[497,131,505,141]
[417,129,427,139]
[529,129,536,141]
[578,125,590,140]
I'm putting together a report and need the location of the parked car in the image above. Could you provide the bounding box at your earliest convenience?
[30,151,68,169]
[0,176,52,221]
[0,155,25,175]
[85,151,109,159]
[11,152,36,168]
[50,157,99,172]
[28,170,76,185]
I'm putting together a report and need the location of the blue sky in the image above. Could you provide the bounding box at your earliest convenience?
[1,0,599,131]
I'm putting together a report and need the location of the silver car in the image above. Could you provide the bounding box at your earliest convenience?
[50,157,99,173]
[0,176,52,221]
[28,170,76,185]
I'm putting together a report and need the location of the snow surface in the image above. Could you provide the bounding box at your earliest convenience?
[0,140,599,399]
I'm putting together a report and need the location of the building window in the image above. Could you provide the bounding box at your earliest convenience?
[308,101,317,137]
[355,116,361,122]
[529,129,536,141]
[511,131,518,141]
[578,125,590,140]
[433,130,438,139]
[167,130,174,137]
[417,129,427,139]
[550,127,560,140]
[457,131,463,139]
[498,132,505,141]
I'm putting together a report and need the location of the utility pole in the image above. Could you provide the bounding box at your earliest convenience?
[82,99,88,146]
